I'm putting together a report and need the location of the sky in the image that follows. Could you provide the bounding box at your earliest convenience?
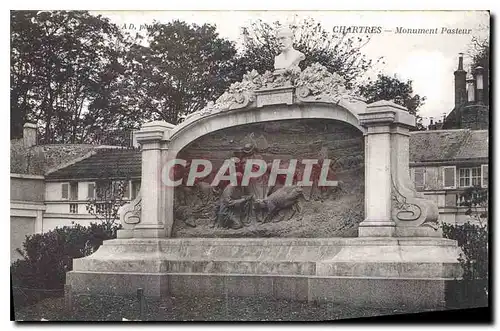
[89,11,487,124]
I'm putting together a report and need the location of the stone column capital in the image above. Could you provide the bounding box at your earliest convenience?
[359,100,415,130]
[135,121,175,145]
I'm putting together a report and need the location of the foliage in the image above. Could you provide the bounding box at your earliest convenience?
[10,10,132,143]
[236,18,379,90]
[86,179,129,225]
[441,186,488,307]
[442,221,488,281]
[442,186,488,280]
[458,186,488,221]
[123,20,239,125]
[358,74,426,130]
[85,159,131,224]
[11,12,427,142]
[11,222,120,307]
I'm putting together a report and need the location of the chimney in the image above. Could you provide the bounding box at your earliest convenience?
[23,123,37,148]
[466,71,475,103]
[454,53,467,108]
[474,66,485,104]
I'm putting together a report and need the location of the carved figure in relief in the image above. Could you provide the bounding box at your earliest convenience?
[210,172,253,229]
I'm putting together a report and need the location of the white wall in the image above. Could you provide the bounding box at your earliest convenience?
[46,181,64,201]
[45,202,71,214]
[42,215,107,231]
[11,216,35,262]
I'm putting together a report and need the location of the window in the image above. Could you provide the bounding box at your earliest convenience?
[123,181,130,199]
[88,183,95,199]
[111,180,128,199]
[414,168,425,190]
[96,180,111,200]
[459,166,482,188]
[70,182,78,200]
[131,180,141,200]
[61,183,69,200]
[69,203,78,214]
[95,180,130,200]
[443,166,456,189]
[481,164,488,188]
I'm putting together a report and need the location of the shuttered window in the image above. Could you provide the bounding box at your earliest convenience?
[131,180,141,200]
[70,182,78,200]
[61,183,69,199]
[481,164,488,188]
[443,166,456,189]
[123,181,130,199]
[88,183,95,199]
[414,168,425,190]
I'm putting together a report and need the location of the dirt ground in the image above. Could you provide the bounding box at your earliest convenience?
[14,294,432,322]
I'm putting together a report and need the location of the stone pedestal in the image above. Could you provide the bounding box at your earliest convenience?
[66,237,462,309]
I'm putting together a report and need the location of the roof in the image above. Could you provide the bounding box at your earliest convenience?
[41,129,488,180]
[10,140,106,176]
[46,148,141,180]
[409,129,488,163]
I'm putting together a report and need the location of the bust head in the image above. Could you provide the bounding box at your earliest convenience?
[277,27,294,52]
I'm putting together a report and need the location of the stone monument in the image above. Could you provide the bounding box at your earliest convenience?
[66,27,462,310]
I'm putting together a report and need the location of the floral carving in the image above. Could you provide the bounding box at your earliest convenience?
[295,63,350,103]
[180,63,358,124]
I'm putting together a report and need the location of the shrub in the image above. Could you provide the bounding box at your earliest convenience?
[442,221,488,308]
[11,221,120,307]
[442,221,488,280]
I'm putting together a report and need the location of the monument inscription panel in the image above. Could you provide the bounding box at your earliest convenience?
[172,118,364,238]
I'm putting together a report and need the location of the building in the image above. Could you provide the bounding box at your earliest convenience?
[411,53,490,224]
[9,123,135,261]
[43,148,141,228]
[409,129,488,225]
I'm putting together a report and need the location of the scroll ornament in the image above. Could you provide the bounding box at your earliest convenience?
[391,180,439,230]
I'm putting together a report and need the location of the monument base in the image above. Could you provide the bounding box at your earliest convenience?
[66,237,462,310]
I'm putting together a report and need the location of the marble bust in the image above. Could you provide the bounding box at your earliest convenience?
[274,27,305,74]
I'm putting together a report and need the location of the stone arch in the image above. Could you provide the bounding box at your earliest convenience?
[162,101,365,237]
[167,102,364,155]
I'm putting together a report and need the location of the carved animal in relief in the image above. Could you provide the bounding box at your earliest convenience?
[253,186,304,223]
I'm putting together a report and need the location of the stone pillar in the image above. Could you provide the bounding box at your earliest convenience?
[23,123,37,148]
[358,100,415,237]
[134,121,174,238]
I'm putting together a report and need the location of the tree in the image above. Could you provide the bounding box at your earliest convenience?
[459,185,488,223]
[358,74,427,130]
[86,172,129,228]
[235,18,380,89]
[10,10,129,143]
[122,20,239,125]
